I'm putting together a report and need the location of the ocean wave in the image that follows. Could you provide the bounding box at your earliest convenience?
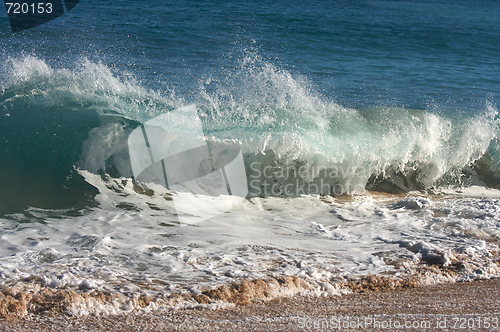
[1,54,500,214]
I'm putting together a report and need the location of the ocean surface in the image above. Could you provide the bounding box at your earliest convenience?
[1,0,500,314]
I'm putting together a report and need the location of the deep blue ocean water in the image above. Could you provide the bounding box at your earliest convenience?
[2,1,500,311]
[1,0,500,211]
[2,0,499,107]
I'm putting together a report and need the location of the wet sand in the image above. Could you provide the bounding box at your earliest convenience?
[1,278,499,331]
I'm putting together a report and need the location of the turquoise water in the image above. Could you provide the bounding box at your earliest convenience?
[1,0,500,212]
[1,2,500,311]
[0,1,500,210]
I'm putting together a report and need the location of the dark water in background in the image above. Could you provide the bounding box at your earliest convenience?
[2,0,497,106]
[2,2,500,308]
[1,0,500,214]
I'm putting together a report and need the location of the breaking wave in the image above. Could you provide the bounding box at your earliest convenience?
[1,54,500,213]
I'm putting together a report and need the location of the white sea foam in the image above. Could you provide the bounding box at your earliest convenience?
[2,55,500,316]
[3,54,500,194]
[2,172,500,314]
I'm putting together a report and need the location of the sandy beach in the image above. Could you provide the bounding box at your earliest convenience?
[2,2,500,332]
[1,278,499,331]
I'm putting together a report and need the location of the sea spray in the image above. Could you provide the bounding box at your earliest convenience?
[2,55,500,215]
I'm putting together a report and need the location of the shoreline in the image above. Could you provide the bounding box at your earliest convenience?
[1,278,499,331]
[1,197,499,330]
